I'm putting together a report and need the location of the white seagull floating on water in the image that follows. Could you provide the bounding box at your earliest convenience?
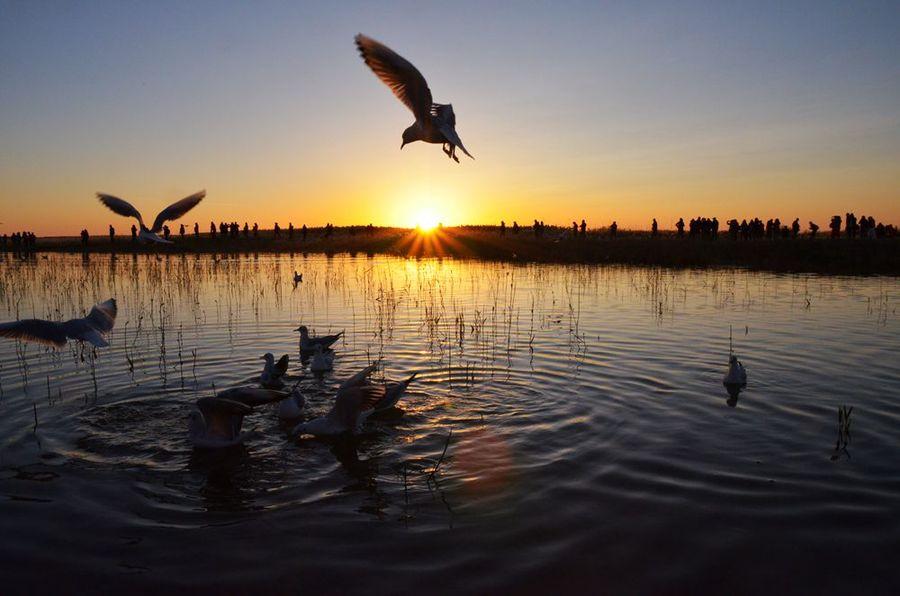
[97,190,205,244]
[278,380,307,421]
[0,298,117,347]
[295,325,343,352]
[723,354,748,396]
[310,344,334,373]
[260,353,289,389]
[293,362,417,437]
[188,387,290,449]
[355,33,473,163]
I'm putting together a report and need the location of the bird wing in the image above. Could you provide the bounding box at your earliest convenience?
[355,34,433,123]
[338,361,379,391]
[334,384,387,429]
[151,190,205,233]
[196,397,251,441]
[433,104,473,159]
[79,329,109,348]
[86,298,117,333]
[216,386,289,408]
[97,193,145,228]
[274,354,290,377]
[318,331,343,347]
[0,319,68,347]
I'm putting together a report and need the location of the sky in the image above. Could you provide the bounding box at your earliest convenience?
[1,0,899,235]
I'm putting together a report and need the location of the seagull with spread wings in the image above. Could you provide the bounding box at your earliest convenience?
[188,387,292,449]
[260,353,290,389]
[97,190,205,244]
[0,298,117,348]
[292,361,418,437]
[355,33,473,163]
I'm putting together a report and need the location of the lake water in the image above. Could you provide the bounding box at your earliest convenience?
[1,253,898,594]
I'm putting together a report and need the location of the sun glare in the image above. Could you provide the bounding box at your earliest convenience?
[414,208,440,232]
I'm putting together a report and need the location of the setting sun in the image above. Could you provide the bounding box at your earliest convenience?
[413,207,441,232]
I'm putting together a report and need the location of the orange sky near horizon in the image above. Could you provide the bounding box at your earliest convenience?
[2,3,899,236]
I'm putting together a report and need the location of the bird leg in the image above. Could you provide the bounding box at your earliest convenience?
[442,143,452,157]
[450,145,459,163]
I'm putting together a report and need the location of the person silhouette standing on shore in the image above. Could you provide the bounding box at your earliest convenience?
[131,224,137,242]
[288,223,294,240]
[163,225,171,241]
[609,221,618,238]
[580,219,587,237]
[809,221,819,239]
[830,215,841,238]
[194,222,199,238]
[302,224,308,240]
[676,218,685,237]
[572,221,578,237]
[179,224,185,239]
[512,221,519,234]
[500,220,506,235]
[651,219,658,237]
[108,225,115,244]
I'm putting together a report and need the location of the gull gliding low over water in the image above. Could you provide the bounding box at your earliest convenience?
[0,298,117,347]
[293,362,418,437]
[188,387,291,449]
[355,33,473,163]
[97,190,205,244]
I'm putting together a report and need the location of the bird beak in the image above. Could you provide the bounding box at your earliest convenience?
[400,141,406,150]
[294,327,301,332]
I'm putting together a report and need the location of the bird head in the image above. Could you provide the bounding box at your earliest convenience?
[401,126,417,149]
[262,352,274,362]
[295,325,308,336]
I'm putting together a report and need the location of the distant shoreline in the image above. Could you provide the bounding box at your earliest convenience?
[8,227,900,275]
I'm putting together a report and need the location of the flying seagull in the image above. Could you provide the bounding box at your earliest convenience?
[295,325,343,352]
[97,190,205,244]
[188,387,291,449]
[293,362,418,437]
[0,298,117,347]
[355,33,473,163]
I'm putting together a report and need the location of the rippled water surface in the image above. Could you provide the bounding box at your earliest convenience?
[1,253,898,594]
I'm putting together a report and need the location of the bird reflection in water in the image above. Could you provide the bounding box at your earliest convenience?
[188,445,261,513]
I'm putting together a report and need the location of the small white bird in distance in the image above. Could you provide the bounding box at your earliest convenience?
[293,271,303,284]
[97,190,205,244]
[293,362,418,437]
[0,298,117,348]
[260,353,290,389]
[355,33,473,163]
[188,387,291,449]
